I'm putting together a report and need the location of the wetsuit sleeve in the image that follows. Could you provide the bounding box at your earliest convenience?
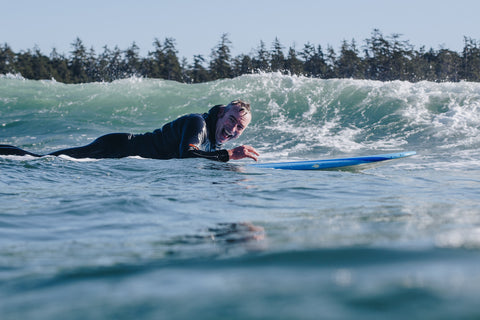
[186,145,230,162]
[179,115,230,162]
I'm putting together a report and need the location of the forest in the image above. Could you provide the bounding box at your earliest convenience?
[1,29,480,84]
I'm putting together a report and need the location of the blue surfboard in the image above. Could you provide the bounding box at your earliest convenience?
[250,151,416,171]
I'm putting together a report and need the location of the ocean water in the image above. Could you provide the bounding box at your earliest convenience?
[1,73,480,319]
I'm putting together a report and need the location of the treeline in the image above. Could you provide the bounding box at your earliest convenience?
[1,29,480,83]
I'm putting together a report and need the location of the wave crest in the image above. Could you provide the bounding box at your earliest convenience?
[2,74,479,156]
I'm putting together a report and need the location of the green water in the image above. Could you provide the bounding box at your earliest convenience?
[1,73,480,319]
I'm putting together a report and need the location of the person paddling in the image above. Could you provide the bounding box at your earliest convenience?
[0,100,259,162]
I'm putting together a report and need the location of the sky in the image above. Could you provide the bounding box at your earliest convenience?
[1,0,479,61]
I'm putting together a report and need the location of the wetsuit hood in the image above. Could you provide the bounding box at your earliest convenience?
[203,105,224,148]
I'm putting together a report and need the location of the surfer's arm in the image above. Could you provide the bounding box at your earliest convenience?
[185,145,260,162]
[185,145,230,162]
[178,115,230,162]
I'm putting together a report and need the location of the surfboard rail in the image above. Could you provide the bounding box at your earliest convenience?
[250,151,416,170]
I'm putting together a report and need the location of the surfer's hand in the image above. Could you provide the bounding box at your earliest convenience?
[228,145,259,161]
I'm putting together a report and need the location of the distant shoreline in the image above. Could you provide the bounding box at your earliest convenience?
[1,29,479,84]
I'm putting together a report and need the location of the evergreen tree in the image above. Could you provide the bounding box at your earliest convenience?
[285,46,303,75]
[232,54,253,77]
[409,46,435,82]
[462,37,480,81]
[124,42,141,77]
[0,43,16,74]
[31,46,51,80]
[209,33,233,80]
[180,57,190,83]
[389,33,414,81]
[147,38,165,79]
[15,50,35,79]
[325,45,337,78]
[364,29,391,80]
[3,30,480,84]
[85,47,98,81]
[435,48,461,82]
[97,46,112,82]
[162,37,182,81]
[108,46,124,81]
[49,48,71,82]
[336,39,363,78]
[252,40,270,72]
[270,37,285,72]
[190,54,210,83]
[300,43,328,78]
[69,37,89,83]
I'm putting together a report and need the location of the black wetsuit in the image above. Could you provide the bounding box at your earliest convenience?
[0,105,230,162]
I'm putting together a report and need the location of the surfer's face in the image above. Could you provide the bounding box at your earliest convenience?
[215,106,251,144]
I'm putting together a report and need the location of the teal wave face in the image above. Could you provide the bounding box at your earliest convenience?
[1,74,479,157]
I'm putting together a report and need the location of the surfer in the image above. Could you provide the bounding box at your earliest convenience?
[0,100,259,162]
